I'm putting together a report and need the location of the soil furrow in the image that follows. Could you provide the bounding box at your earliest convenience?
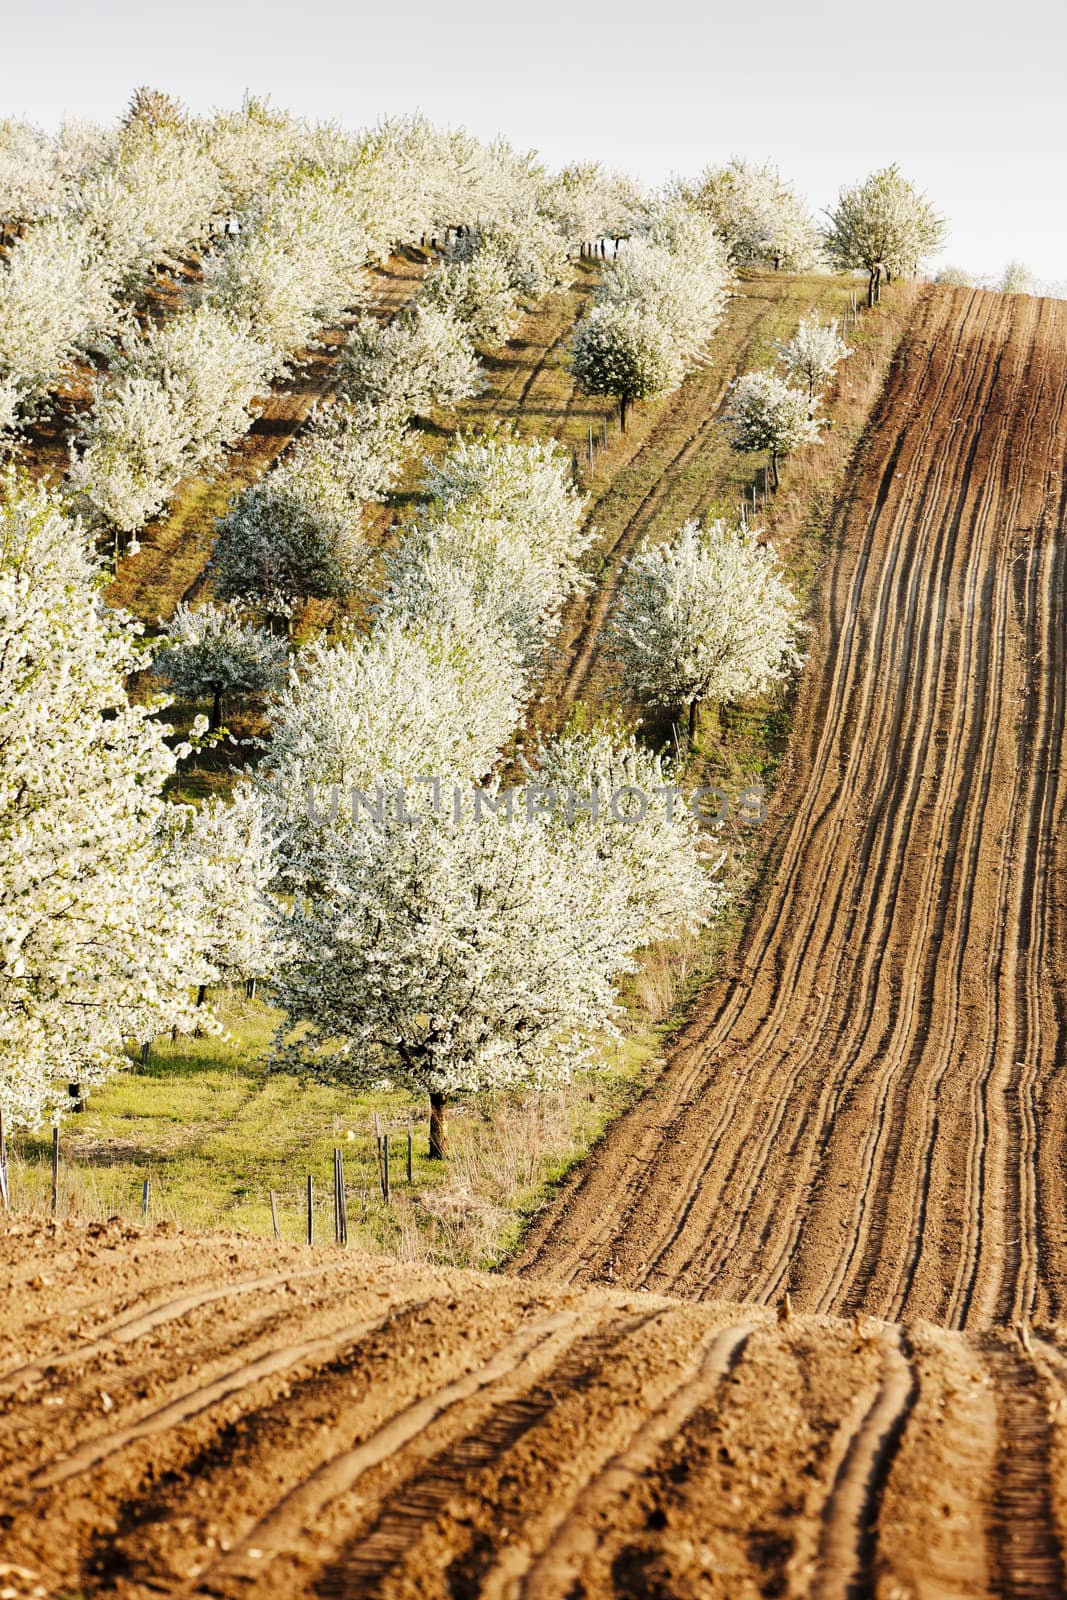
[811,1328,916,1599]
[983,1334,1066,1598]
[513,284,1067,1333]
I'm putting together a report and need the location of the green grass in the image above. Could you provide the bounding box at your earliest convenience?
[7,988,659,1268]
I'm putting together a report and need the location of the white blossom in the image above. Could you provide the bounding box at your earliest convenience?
[264,612,524,803]
[677,160,821,271]
[822,165,946,304]
[541,163,648,249]
[337,304,480,418]
[532,722,724,945]
[570,302,683,429]
[0,216,114,404]
[420,428,592,595]
[77,120,223,285]
[269,802,639,1134]
[776,314,850,400]
[446,213,570,299]
[722,370,824,486]
[999,261,1036,296]
[609,518,803,739]
[168,783,282,987]
[570,201,727,427]
[419,245,521,347]
[0,120,63,222]
[378,514,550,667]
[210,400,408,610]
[154,602,288,728]
[198,165,371,357]
[0,474,214,1128]
[68,306,274,531]
[934,266,975,288]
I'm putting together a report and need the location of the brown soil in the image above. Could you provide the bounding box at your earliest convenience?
[513,286,1067,1342]
[3,1219,1062,1599]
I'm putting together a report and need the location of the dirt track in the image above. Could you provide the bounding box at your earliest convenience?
[4,1219,1067,1599]
[514,286,1067,1337]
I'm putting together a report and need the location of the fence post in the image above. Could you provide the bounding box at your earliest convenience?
[0,1108,8,1212]
[383,1135,390,1203]
[51,1126,59,1217]
[407,1122,413,1184]
[333,1148,348,1245]
[588,426,594,467]
[269,1189,281,1242]
[141,1176,150,1219]
[306,1174,313,1245]
[140,1041,151,1068]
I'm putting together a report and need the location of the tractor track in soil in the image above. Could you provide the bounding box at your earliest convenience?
[5,1222,1059,1599]
[512,286,1067,1345]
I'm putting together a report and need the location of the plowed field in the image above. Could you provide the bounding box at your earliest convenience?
[515,286,1067,1337]
[4,1221,1065,1599]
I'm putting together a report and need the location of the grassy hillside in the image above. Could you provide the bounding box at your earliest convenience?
[6,270,919,1267]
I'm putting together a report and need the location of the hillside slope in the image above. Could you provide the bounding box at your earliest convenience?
[2,1221,1064,1599]
[514,286,1067,1334]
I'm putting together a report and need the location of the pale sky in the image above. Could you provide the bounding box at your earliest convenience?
[3,0,1061,282]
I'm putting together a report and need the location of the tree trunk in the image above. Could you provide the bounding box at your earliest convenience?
[196,983,207,1007]
[210,687,223,732]
[620,394,629,432]
[428,1092,448,1160]
[67,1081,85,1112]
[770,450,780,491]
[867,267,878,308]
[688,696,699,748]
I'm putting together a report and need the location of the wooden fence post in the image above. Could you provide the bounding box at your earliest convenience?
[141,1176,150,1219]
[0,1108,8,1212]
[269,1189,281,1241]
[383,1135,390,1203]
[407,1122,413,1184]
[51,1126,59,1217]
[306,1174,313,1245]
[333,1148,348,1245]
